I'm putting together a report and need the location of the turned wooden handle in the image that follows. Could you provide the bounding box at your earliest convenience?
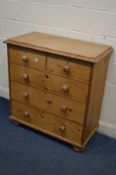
[63,65,70,73]
[23,111,30,117]
[23,92,29,99]
[22,55,28,62]
[61,84,69,92]
[59,125,65,132]
[22,73,29,81]
[61,105,67,113]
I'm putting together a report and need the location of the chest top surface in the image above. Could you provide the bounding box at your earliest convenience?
[5,32,112,63]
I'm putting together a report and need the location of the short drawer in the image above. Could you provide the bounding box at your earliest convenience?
[8,46,46,70]
[10,82,86,124]
[45,73,89,103]
[11,101,83,144]
[68,59,91,81]
[47,54,91,82]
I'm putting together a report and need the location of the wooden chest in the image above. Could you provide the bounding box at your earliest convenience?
[5,32,112,150]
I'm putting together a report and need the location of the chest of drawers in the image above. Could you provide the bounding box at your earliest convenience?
[5,32,112,150]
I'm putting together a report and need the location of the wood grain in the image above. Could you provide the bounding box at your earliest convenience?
[10,63,89,103]
[11,100,83,144]
[10,82,86,124]
[8,45,46,71]
[5,32,112,63]
[47,54,91,82]
[10,63,45,90]
[45,72,89,103]
[45,93,86,124]
[81,55,110,144]
[5,32,112,149]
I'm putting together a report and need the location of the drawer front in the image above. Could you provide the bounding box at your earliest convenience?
[47,55,91,82]
[8,46,46,70]
[10,82,86,124]
[68,60,91,81]
[12,101,83,143]
[47,54,68,75]
[10,64,88,103]
[10,82,45,110]
[10,64,45,90]
[45,93,86,124]
[46,73,89,103]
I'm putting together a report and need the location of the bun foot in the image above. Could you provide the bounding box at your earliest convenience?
[73,146,83,152]
[13,121,20,126]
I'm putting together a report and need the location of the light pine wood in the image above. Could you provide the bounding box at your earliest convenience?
[8,45,46,71]
[11,100,83,144]
[5,32,112,150]
[47,54,68,76]
[81,55,110,144]
[5,32,112,63]
[45,93,86,124]
[10,82,86,124]
[68,59,91,82]
[10,115,83,148]
[9,63,46,89]
[47,54,91,82]
[45,73,89,103]
[10,63,89,103]
[11,82,45,110]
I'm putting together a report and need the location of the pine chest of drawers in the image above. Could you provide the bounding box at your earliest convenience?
[5,32,112,150]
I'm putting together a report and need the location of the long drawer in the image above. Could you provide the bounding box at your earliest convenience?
[11,100,83,144]
[10,82,86,124]
[10,64,88,103]
[8,46,46,71]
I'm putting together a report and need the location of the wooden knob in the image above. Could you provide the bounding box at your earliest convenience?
[22,73,29,81]
[22,55,28,62]
[61,105,67,113]
[23,111,30,117]
[63,65,70,73]
[61,84,69,92]
[59,125,65,132]
[23,92,29,99]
